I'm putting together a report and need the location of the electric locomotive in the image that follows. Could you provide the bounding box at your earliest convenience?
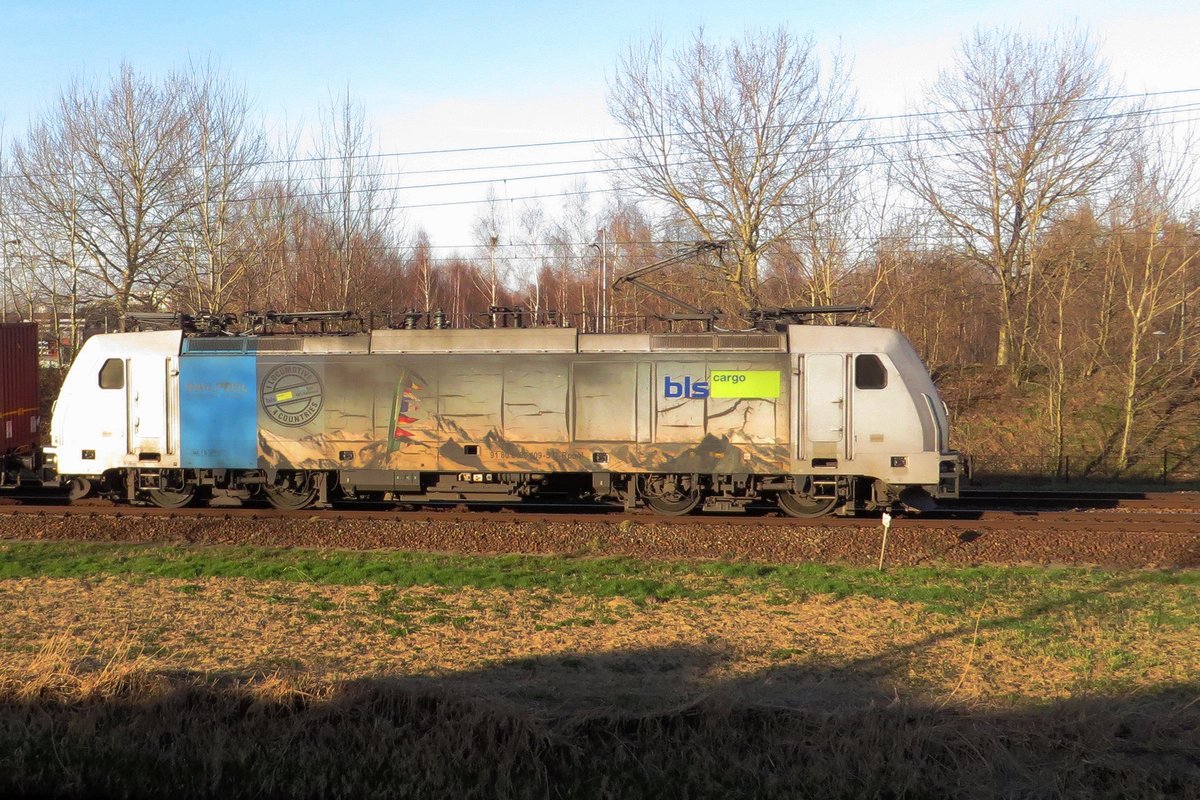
[44,315,967,516]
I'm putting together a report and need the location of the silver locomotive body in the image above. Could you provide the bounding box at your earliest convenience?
[46,324,966,515]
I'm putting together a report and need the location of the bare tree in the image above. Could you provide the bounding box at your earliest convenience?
[896,27,1138,375]
[599,200,657,331]
[607,26,863,312]
[1027,210,1101,476]
[243,123,306,310]
[0,134,31,325]
[309,90,399,310]
[10,64,204,329]
[0,133,12,323]
[557,182,595,329]
[0,163,91,359]
[1105,143,1200,471]
[472,187,507,316]
[410,228,436,312]
[177,62,268,314]
[514,204,547,321]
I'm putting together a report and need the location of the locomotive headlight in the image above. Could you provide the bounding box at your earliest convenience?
[890,456,907,468]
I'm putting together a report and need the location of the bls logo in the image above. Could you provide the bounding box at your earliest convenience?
[663,376,709,399]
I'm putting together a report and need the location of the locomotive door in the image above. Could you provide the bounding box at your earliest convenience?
[803,354,845,458]
[127,356,173,458]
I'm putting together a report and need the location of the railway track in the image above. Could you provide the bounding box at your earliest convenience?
[2,489,1199,532]
[955,488,1200,511]
[2,489,1200,537]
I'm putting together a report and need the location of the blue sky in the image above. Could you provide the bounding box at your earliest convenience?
[2,0,1197,244]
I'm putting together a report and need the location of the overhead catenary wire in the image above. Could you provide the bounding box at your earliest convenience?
[1,87,1197,185]
[0,91,1197,256]
[1,104,1197,228]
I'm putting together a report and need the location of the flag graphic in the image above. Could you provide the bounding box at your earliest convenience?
[387,368,426,452]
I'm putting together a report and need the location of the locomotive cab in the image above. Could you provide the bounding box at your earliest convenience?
[45,330,182,496]
[785,325,963,513]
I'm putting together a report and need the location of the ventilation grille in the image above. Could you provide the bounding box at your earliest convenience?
[649,333,784,352]
[650,334,716,351]
[715,333,785,351]
[253,337,305,352]
[183,338,249,353]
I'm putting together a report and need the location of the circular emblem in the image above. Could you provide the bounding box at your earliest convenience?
[261,363,324,427]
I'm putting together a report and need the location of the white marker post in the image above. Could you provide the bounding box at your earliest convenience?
[878,510,893,571]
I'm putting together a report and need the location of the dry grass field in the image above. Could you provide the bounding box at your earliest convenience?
[1,541,1198,798]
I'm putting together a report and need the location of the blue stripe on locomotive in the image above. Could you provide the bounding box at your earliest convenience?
[180,353,258,468]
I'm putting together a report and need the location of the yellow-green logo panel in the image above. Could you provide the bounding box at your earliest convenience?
[709,370,781,398]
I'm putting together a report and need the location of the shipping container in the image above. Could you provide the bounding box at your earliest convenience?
[0,322,40,453]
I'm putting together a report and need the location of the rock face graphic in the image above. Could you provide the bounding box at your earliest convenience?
[255,352,789,474]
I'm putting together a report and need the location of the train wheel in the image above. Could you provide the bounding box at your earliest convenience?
[776,486,839,518]
[66,477,93,502]
[642,475,701,516]
[645,493,701,515]
[145,471,197,509]
[263,471,319,510]
[146,486,197,508]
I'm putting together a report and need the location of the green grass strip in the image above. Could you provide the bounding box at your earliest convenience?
[2,540,1199,622]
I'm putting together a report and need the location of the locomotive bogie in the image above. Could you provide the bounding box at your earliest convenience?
[45,325,967,516]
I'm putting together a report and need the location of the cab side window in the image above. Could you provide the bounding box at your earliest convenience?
[855,354,887,390]
[99,358,125,390]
